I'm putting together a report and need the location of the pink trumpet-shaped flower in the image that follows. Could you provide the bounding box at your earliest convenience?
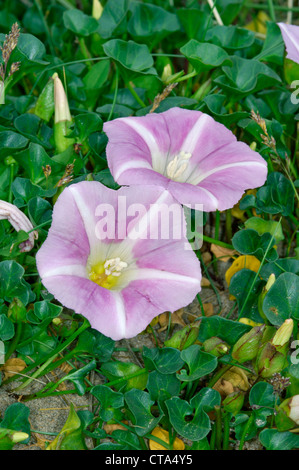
[0,200,38,252]
[103,107,267,211]
[36,181,202,340]
[278,22,299,64]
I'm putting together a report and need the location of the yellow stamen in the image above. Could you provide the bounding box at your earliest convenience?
[88,257,128,290]
[166,151,192,181]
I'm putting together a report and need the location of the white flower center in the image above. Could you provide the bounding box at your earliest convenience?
[104,257,128,277]
[166,151,192,181]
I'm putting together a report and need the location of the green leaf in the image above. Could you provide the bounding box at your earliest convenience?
[73,113,103,142]
[180,40,232,72]
[46,403,86,450]
[147,371,181,407]
[125,389,162,436]
[1,32,47,67]
[91,385,124,421]
[232,229,277,262]
[28,197,52,227]
[63,9,99,37]
[200,94,248,125]
[229,269,264,319]
[142,346,184,374]
[255,22,284,65]
[176,345,218,382]
[166,388,220,441]
[14,114,53,149]
[249,382,276,408]
[26,301,62,325]
[205,25,255,50]
[73,328,115,362]
[97,0,130,39]
[128,2,180,44]
[60,360,97,396]
[197,316,251,346]
[100,360,148,392]
[111,429,141,450]
[177,8,212,41]
[215,56,281,96]
[13,143,62,184]
[102,39,156,81]
[215,0,246,25]
[0,260,34,306]
[263,272,299,325]
[83,60,110,90]
[0,130,28,158]
[259,428,299,450]
[244,217,284,244]
[256,172,295,216]
[0,403,30,442]
[0,314,14,341]
[260,258,299,280]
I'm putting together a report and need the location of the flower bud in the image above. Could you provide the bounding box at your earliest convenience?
[92,0,103,19]
[202,336,230,357]
[222,391,244,415]
[255,342,287,378]
[161,64,172,83]
[272,319,293,349]
[53,73,75,153]
[7,298,27,323]
[232,325,265,363]
[164,322,200,351]
[11,432,29,443]
[258,274,276,322]
[0,200,38,252]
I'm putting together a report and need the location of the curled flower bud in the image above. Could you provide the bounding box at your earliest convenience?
[11,432,28,443]
[202,336,230,357]
[255,342,287,378]
[53,73,75,153]
[258,274,276,322]
[232,325,265,363]
[0,200,38,252]
[164,322,200,350]
[92,0,103,19]
[272,319,293,349]
[222,391,245,415]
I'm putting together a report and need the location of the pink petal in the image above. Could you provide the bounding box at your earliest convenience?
[278,22,299,64]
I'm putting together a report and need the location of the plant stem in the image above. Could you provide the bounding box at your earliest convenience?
[214,405,222,450]
[5,322,22,362]
[198,234,234,250]
[239,414,254,450]
[127,82,146,108]
[222,412,230,450]
[207,363,234,388]
[107,66,119,121]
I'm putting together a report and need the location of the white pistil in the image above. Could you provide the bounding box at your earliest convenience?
[166,151,192,181]
[104,257,128,277]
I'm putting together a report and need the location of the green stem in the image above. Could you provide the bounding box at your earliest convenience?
[225,209,232,243]
[127,82,146,108]
[214,405,222,450]
[78,38,93,69]
[239,414,254,450]
[222,412,230,450]
[267,0,276,21]
[34,0,56,56]
[246,2,299,12]
[107,66,119,122]
[198,234,234,250]
[237,218,281,319]
[5,322,22,362]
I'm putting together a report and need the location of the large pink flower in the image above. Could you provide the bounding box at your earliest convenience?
[103,107,267,211]
[36,181,201,340]
[278,23,299,64]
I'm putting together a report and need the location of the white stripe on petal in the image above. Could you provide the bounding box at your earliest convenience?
[113,160,152,181]
[112,292,127,338]
[189,161,267,185]
[180,114,212,155]
[278,23,299,62]
[42,264,88,279]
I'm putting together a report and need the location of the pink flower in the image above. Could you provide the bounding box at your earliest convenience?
[278,23,299,64]
[36,181,201,340]
[103,107,267,211]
